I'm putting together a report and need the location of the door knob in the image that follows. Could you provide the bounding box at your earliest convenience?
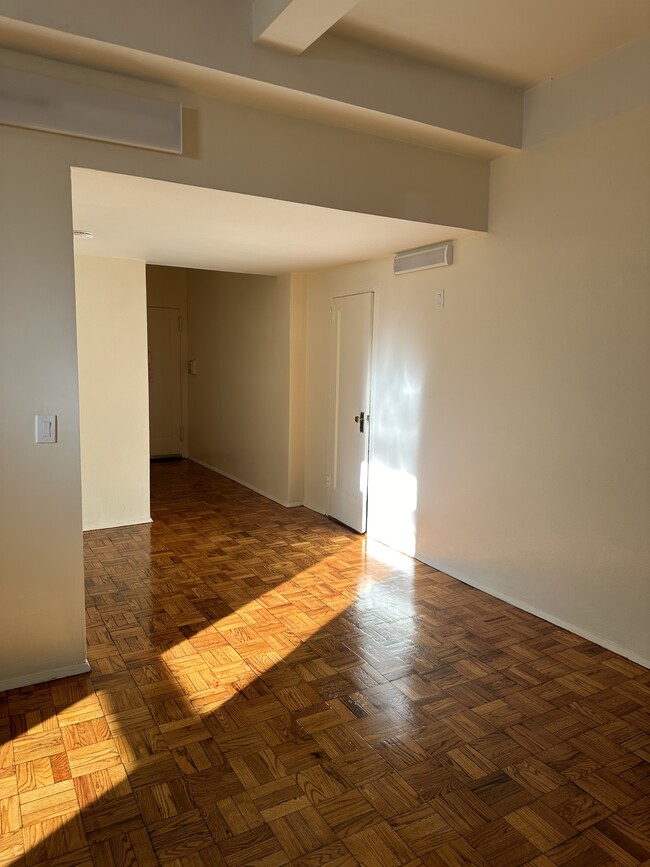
[355,411,365,432]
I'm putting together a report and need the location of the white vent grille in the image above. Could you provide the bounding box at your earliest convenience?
[394,240,453,275]
[0,67,183,154]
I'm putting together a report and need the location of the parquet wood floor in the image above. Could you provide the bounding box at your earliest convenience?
[1,459,649,866]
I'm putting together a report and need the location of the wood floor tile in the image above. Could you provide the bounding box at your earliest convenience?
[467,770,536,816]
[431,788,499,835]
[420,836,489,865]
[23,811,87,866]
[80,793,144,845]
[1,459,648,867]
[13,731,65,766]
[19,780,79,827]
[504,756,566,796]
[388,804,458,855]
[249,775,311,821]
[268,805,336,859]
[542,785,613,835]
[592,812,650,861]
[290,840,357,866]
[360,771,423,819]
[88,827,158,867]
[343,820,417,866]
[401,760,467,801]
[67,741,122,779]
[317,788,381,837]
[147,809,214,863]
[466,817,541,866]
[545,832,617,865]
[216,823,288,866]
[295,761,353,805]
[504,803,575,852]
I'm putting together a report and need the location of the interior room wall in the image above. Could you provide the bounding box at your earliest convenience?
[305,84,650,663]
[186,269,295,506]
[75,255,151,531]
[1,41,482,689]
[0,154,89,691]
[288,273,307,507]
[146,264,189,458]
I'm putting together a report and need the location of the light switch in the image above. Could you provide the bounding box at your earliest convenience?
[35,414,57,443]
[435,289,445,309]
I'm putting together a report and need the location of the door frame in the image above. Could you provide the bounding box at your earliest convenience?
[326,288,377,532]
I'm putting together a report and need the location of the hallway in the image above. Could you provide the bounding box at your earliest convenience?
[1,460,649,865]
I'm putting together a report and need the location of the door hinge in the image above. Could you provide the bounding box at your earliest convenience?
[178,316,183,332]
[326,475,330,488]
[329,309,333,324]
[180,426,185,442]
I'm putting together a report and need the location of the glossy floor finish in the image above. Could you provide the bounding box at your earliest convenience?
[1,461,650,867]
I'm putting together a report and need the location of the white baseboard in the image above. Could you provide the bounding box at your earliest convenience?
[0,660,92,693]
[189,458,302,509]
[83,516,152,532]
[415,551,650,670]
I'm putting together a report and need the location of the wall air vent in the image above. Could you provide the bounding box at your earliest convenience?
[394,240,453,275]
[0,67,182,154]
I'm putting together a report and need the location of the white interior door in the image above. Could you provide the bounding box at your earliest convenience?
[147,306,183,457]
[328,292,373,532]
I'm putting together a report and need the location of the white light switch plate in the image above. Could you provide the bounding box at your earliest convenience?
[435,289,445,309]
[35,414,57,443]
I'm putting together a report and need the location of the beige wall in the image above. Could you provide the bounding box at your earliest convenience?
[305,99,650,664]
[146,265,189,458]
[147,267,306,506]
[187,269,303,506]
[75,256,150,531]
[146,264,188,309]
[2,47,490,229]
[288,274,307,506]
[0,153,88,691]
[1,42,480,689]
[0,0,522,154]
[1,35,647,691]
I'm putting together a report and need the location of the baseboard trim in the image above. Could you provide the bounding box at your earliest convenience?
[415,551,650,670]
[189,459,302,509]
[0,660,92,693]
[83,516,152,532]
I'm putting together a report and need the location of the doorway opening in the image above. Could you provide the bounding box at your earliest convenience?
[71,166,447,535]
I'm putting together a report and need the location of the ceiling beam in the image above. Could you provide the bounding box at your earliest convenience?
[252,0,360,54]
[0,1,523,155]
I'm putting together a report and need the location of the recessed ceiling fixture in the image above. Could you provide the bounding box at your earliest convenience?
[394,240,453,274]
[73,230,94,239]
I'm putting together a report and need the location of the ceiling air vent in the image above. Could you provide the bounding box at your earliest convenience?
[394,240,453,275]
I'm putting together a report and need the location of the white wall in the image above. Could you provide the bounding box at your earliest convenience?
[305,82,650,662]
[187,269,304,506]
[75,256,151,531]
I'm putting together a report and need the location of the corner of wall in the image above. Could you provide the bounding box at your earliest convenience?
[288,273,307,506]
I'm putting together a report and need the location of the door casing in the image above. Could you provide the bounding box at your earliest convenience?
[327,291,375,533]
